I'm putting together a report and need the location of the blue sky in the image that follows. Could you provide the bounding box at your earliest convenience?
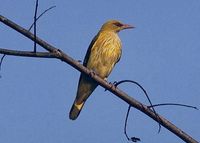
[0,0,200,142]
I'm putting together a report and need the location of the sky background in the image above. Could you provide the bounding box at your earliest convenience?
[0,0,200,143]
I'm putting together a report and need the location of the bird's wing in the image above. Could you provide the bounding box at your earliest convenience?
[83,34,99,66]
[74,34,99,104]
[116,48,122,63]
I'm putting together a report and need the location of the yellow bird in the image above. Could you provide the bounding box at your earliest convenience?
[69,20,134,120]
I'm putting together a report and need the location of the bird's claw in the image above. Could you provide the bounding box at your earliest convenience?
[89,69,96,78]
[109,82,117,90]
[104,81,117,91]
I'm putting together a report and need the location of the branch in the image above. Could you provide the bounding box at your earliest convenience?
[0,48,58,58]
[0,15,198,143]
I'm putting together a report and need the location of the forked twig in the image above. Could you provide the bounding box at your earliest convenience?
[113,79,161,142]
[28,5,56,31]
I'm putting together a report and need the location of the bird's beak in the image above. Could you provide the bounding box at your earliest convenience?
[122,24,135,29]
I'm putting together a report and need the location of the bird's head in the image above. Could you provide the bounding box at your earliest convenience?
[100,20,134,33]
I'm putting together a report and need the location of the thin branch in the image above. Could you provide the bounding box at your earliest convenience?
[0,54,6,77]
[0,54,6,69]
[0,15,198,143]
[114,80,162,132]
[148,103,198,110]
[33,0,39,52]
[124,105,131,140]
[124,105,141,142]
[28,5,56,31]
[113,79,161,141]
[0,48,58,58]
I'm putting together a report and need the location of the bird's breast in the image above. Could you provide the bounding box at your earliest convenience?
[87,32,122,78]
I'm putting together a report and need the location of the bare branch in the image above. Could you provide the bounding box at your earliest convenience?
[0,48,58,58]
[0,15,198,143]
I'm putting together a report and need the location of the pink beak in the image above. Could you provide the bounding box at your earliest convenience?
[122,24,135,29]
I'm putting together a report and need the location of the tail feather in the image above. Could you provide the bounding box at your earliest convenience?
[69,75,98,120]
[69,102,85,120]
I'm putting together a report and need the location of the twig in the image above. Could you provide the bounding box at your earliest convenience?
[0,54,5,70]
[124,105,141,142]
[33,0,39,52]
[28,6,56,31]
[148,103,198,110]
[114,80,162,133]
[0,15,198,143]
[0,54,6,77]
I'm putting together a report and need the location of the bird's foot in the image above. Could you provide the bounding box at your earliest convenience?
[88,69,96,78]
[105,81,117,91]
[109,81,118,90]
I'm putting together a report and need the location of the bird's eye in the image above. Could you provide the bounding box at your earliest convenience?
[114,22,123,27]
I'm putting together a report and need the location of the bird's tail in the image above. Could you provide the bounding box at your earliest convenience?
[69,75,98,120]
[69,101,85,120]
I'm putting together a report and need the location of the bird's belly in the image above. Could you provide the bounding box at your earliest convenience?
[88,47,121,79]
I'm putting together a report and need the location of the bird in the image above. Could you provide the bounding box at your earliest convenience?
[69,20,134,120]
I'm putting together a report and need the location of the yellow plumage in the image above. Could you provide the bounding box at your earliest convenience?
[87,31,121,78]
[69,20,134,120]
